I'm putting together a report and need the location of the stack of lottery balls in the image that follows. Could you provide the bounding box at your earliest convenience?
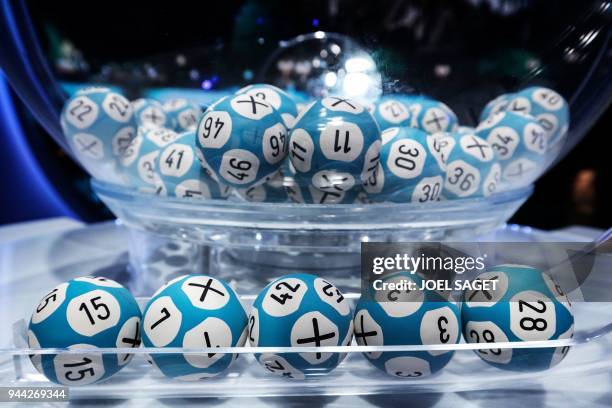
[60,84,569,204]
[28,265,574,385]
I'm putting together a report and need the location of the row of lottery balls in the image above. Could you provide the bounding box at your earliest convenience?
[28,265,574,385]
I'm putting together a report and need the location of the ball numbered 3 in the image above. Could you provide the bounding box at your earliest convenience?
[142,274,248,381]
[354,273,461,378]
[288,96,382,193]
[195,95,288,188]
[249,273,353,379]
[461,264,574,372]
[364,127,446,203]
[235,83,299,129]
[27,276,142,386]
[61,87,136,183]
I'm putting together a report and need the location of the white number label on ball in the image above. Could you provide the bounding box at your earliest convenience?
[412,176,443,203]
[139,105,166,127]
[289,129,314,173]
[321,97,364,114]
[464,271,509,307]
[541,273,572,311]
[32,283,69,324]
[445,160,480,197]
[509,290,556,341]
[353,309,384,359]
[144,296,182,347]
[381,127,400,145]
[281,113,296,129]
[379,100,409,123]
[147,128,178,147]
[427,133,455,171]
[248,308,259,346]
[285,181,305,203]
[319,121,364,162]
[523,122,547,154]
[375,275,424,318]
[308,185,346,204]
[477,112,505,132]
[74,276,123,288]
[230,95,274,120]
[532,88,564,111]
[421,107,449,133]
[102,93,132,123]
[67,290,120,337]
[72,133,104,160]
[460,135,494,162]
[181,276,230,310]
[503,158,538,181]
[263,123,288,165]
[65,96,98,129]
[361,140,381,183]
[483,163,501,197]
[175,179,212,199]
[244,87,282,110]
[258,354,305,380]
[291,311,339,364]
[53,345,105,385]
[183,317,233,368]
[507,96,532,115]
[237,184,266,202]
[112,126,136,158]
[384,356,431,378]
[120,135,143,167]
[159,143,194,178]
[387,139,426,179]
[486,126,519,160]
[314,278,350,316]
[137,150,160,184]
[420,307,460,356]
[27,330,43,374]
[550,324,574,368]
[262,277,308,317]
[536,113,559,141]
[197,111,232,149]
[219,149,260,185]
[312,170,355,193]
[116,316,141,366]
[163,99,187,111]
[363,163,384,194]
[465,321,512,364]
[177,108,199,130]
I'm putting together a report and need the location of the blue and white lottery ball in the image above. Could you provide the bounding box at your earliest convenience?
[235,83,299,129]
[162,99,203,132]
[364,127,446,203]
[195,95,288,188]
[285,178,361,204]
[439,131,501,199]
[479,93,511,123]
[461,265,574,372]
[249,273,353,379]
[503,87,570,149]
[288,96,381,194]
[119,127,180,194]
[142,274,248,381]
[371,97,411,130]
[158,131,231,200]
[132,98,168,129]
[27,276,142,385]
[61,87,136,183]
[406,98,458,134]
[354,272,461,378]
[476,111,547,186]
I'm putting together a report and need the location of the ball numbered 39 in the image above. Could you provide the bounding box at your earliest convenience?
[27,277,142,385]
[249,273,353,379]
[461,264,574,372]
[142,274,248,381]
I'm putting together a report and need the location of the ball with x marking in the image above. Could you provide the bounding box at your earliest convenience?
[142,274,248,381]
[27,276,142,385]
[405,98,458,134]
[249,273,353,379]
[132,98,169,130]
[235,83,299,130]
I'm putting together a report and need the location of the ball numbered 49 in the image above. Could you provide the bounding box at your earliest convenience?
[461,264,574,372]
[142,274,248,381]
[27,277,142,385]
[249,273,353,379]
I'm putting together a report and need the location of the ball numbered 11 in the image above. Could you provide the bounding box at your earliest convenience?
[27,277,142,385]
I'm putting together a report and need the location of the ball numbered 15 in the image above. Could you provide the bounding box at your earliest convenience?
[27,277,142,385]
[461,264,574,372]
[142,274,248,381]
[249,273,353,379]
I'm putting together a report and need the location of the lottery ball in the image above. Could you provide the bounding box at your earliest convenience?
[406,98,458,134]
[158,131,231,200]
[479,93,512,122]
[461,265,574,372]
[354,272,461,378]
[119,127,180,194]
[364,127,446,203]
[503,87,570,149]
[249,273,353,379]
[288,96,381,194]
[235,83,299,129]
[438,131,501,199]
[27,276,142,385]
[60,87,136,184]
[132,98,168,129]
[142,274,248,381]
[476,111,548,187]
[371,97,411,130]
[195,95,288,189]
[235,170,289,202]
[162,99,203,132]
[456,126,476,135]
